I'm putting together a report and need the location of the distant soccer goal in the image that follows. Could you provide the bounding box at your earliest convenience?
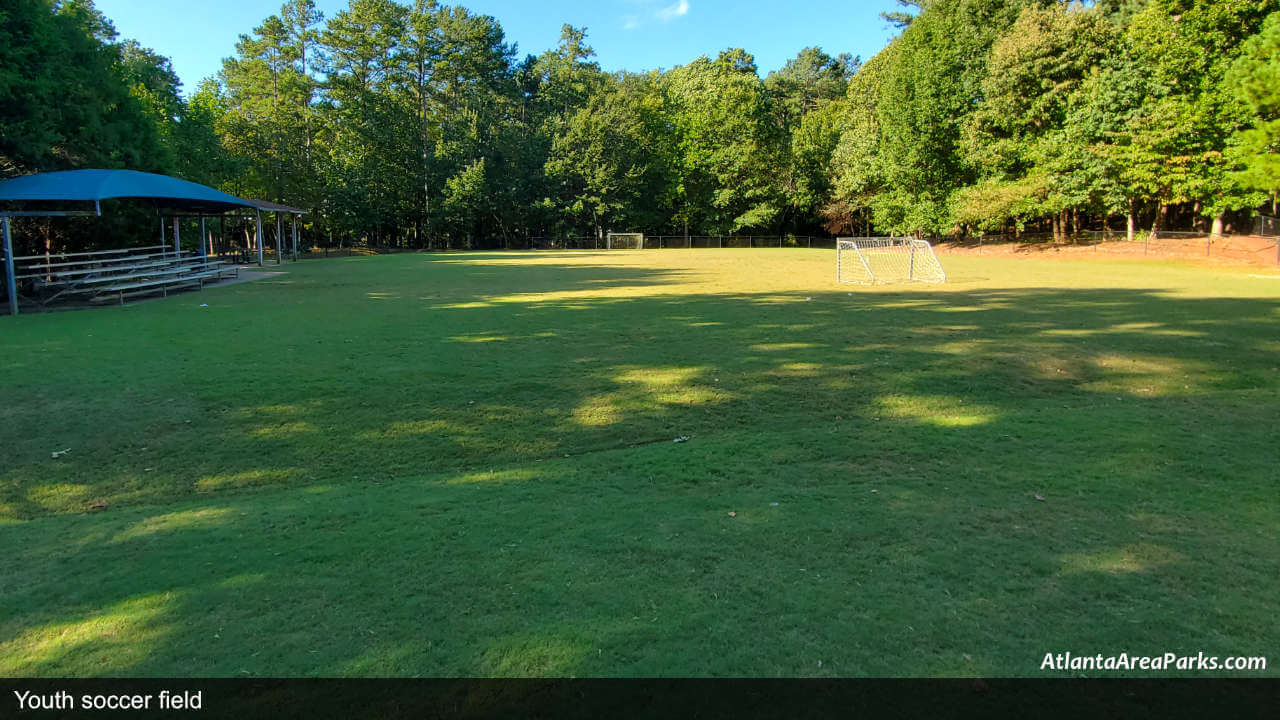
[836,237,946,285]
[606,232,644,249]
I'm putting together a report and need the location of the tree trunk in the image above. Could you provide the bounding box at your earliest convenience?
[1210,213,1224,237]
[1151,201,1167,235]
[43,225,52,282]
[1126,198,1135,242]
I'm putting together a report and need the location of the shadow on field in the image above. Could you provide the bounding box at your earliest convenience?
[1,254,1277,677]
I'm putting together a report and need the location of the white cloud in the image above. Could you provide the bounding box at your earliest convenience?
[622,14,641,29]
[656,0,690,22]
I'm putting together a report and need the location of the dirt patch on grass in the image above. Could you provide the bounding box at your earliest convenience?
[936,234,1280,269]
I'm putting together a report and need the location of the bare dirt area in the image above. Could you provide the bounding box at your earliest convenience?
[936,234,1280,269]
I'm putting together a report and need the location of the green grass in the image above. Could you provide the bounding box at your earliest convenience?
[1,249,1277,677]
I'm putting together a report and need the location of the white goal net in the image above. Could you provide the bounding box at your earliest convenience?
[836,237,946,285]
[606,233,644,249]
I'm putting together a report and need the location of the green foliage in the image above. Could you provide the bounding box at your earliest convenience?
[955,4,1114,232]
[1094,0,1149,25]
[0,0,169,176]
[220,0,323,205]
[787,98,847,225]
[545,74,674,234]
[764,47,858,131]
[9,0,1280,247]
[662,49,784,233]
[1104,0,1277,223]
[1227,11,1280,203]
[765,48,858,231]
[866,0,1028,235]
[826,48,894,233]
[177,79,244,190]
[831,0,1280,236]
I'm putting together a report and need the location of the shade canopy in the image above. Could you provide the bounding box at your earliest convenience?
[240,198,307,215]
[0,169,254,213]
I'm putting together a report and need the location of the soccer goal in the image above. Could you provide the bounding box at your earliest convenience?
[606,232,644,249]
[836,237,946,285]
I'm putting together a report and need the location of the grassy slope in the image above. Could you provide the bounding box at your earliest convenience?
[1,250,1277,677]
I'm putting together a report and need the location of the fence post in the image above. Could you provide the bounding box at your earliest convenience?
[3,216,17,316]
[255,210,265,266]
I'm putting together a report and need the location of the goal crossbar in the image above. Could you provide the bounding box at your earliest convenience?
[836,237,946,285]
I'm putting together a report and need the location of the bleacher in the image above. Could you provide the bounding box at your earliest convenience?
[13,245,240,307]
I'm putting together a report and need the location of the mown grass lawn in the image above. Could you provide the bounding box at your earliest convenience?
[1,249,1277,677]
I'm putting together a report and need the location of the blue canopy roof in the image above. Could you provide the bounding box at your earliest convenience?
[0,169,254,213]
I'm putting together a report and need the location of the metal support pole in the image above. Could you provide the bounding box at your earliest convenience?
[173,217,180,254]
[199,216,207,261]
[291,216,298,261]
[275,213,283,265]
[160,216,166,256]
[3,216,17,316]
[255,210,265,266]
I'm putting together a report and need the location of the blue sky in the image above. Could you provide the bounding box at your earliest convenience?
[93,0,903,94]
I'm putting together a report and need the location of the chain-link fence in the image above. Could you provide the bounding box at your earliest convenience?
[290,226,1280,266]
[642,235,821,249]
[1255,215,1280,238]
[523,235,823,249]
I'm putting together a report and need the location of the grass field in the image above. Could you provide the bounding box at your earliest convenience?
[1,249,1278,677]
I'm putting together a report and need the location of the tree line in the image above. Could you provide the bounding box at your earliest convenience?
[2,0,1279,251]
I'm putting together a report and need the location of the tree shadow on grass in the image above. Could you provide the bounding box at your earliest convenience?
[1,255,1278,677]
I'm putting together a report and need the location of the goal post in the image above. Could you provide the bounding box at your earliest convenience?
[836,237,946,285]
[606,232,644,249]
